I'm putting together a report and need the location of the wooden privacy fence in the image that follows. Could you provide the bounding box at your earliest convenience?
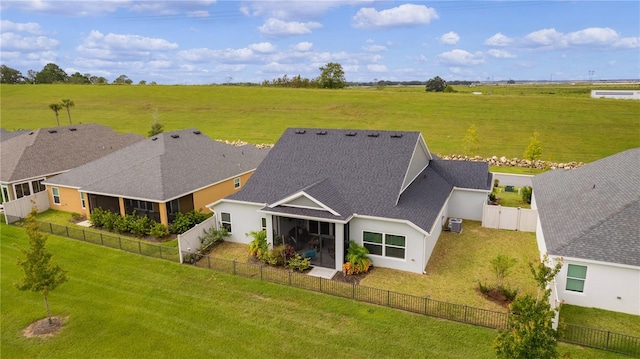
[34,220,180,262]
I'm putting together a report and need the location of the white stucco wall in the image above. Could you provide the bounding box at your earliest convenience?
[348,216,428,274]
[447,189,488,221]
[554,256,640,315]
[212,201,264,244]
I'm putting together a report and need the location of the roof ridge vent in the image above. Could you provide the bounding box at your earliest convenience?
[295,130,306,134]
[193,130,201,135]
[345,132,357,137]
[367,133,379,138]
[390,134,403,138]
[171,134,180,139]
[48,130,57,134]
[69,128,77,131]
[151,137,158,141]
[316,130,327,135]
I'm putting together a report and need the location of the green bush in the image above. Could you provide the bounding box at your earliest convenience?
[287,253,311,272]
[90,207,106,227]
[264,244,286,266]
[247,230,268,258]
[521,186,533,204]
[113,214,128,233]
[128,213,153,237]
[149,222,168,239]
[169,210,212,234]
[501,286,519,301]
[197,227,228,255]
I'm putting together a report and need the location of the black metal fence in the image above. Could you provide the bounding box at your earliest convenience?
[23,219,640,357]
[34,220,180,262]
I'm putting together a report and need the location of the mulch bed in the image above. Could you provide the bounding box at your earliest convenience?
[23,316,66,338]
[332,269,369,285]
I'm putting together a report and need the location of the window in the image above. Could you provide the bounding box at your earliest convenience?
[566,264,587,293]
[1,185,9,203]
[80,192,86,209]
[31,179,46,193]
[126,199,154,212]
[221,212,232,233]
[261,217,267,231]
[167,199,179,215]
[234,177,241,189]
[309,220,319,234]
[15,182,31,199]
[51,187,60,205]
[363,231,406,259]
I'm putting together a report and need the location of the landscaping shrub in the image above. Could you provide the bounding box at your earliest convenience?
[197,227,228,255]
[89,207,106,227]
[247,230,268,258]
[128,213,154,237]
[264,244,286,266]
[343,241,371,275]
[287,253,311,272]
[169,210,211,234]
[521,186,533,204]
[149,222,168,239]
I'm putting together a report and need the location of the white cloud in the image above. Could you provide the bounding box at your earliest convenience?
[367,64,387,72]
[564,27,618,46]
[187,10,210,18]
[241,1,369,21]
[178,47,258,64]
[352,4,438,29]
[291,42,313,52]
[249,42,276,53]
[363,44,387,52]
[521,27,638,50]
[523,28,564,48]
[258,18,322,37]
[439,31,459,45]
[0,32,59,51]
[0,20,44,34]
[487,49,516,59]
[437,49,484,66]
[485,33,513,47]
[613,37,639,49]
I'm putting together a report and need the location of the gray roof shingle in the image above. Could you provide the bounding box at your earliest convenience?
[230,128,491,233]
[0,124,143,183]
[532,148,640,266]
[44,129,269,202]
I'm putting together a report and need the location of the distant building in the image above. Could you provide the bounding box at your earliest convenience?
[590,90,640,100]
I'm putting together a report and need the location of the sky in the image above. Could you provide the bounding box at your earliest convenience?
[1,1,639,85]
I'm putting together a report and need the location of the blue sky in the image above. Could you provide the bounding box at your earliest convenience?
[1,1,638,84]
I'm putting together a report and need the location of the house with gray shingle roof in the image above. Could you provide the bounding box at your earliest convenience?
[531,148,640,315]
[0,124,143,208]
[208,128,492,274]
[42,129,269,227]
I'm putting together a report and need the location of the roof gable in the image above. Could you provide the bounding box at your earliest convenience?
[44,129,269,202]
[532,148,640,266]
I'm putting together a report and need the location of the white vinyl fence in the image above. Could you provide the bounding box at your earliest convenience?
[177,215,217,263]
[481,202,537,232]
[3,192,51,224]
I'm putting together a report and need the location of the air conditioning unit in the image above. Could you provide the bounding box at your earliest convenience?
[449,218,463,233]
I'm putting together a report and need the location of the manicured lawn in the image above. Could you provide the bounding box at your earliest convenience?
[492,186,531,208]
[560,305,640,337]
[361,221,539,312]
[1,223,628,358]
[1,84,638,163]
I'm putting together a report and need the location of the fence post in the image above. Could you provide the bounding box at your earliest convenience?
[208,255,211,269]
[159,245,162,259]
[260,266,263,281]
[352,283,355,299]
[100,233,103,246]
[606,331,610,350]
[82,229,86,242]
[233,260,236,275]
[425,297,428,315]
[119,237,122,250]
[320,277,323,293]
[288,271,292,286]
[66,226,69,237]
[138,241,141,254]
[464,305,468,323]
[50,222,53,233]
[387,290,390,307]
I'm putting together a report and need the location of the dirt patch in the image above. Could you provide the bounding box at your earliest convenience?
[332,270,369,285]
[478,287,511,308]
[23,316,66,338]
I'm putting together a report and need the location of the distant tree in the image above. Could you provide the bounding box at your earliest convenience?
[16,208,68,325]
[68,72,90,84]
[318,62,346,89]
[1,65,25,84]
[113,74,132,85]
[61,99,75,125]
[463,124,480,155]
[49,103,63,126]
[507,79,516,84]
[34,63,68,84]
[523,131,543,172]
[138,80,147,85]
[425,76,447,92]
[26,69,37,84]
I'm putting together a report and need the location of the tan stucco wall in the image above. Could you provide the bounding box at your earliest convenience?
[47,186,89,217]
[192,172,254,212]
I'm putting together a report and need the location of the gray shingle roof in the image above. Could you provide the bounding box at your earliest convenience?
[44,129,269,202]
[0,128,30,142]
[230,128,491,233]
[532,148,640,266]
[0,124,143,183]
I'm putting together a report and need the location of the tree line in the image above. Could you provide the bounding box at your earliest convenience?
[0,63,154,85]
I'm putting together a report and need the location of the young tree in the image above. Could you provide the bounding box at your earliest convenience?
[148,109,164,137]
[425,76,447,92]
[49,103,63,126]
[318,62,346,89]
[494,255,562,359]
[490,254,517,289]
[61,99,75,125]
[463,124,479,155]
[16,208,68,325]
[523,130,542,172]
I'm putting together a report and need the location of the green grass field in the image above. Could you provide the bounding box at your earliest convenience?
[1,84,638,163]
[1,223,631,359]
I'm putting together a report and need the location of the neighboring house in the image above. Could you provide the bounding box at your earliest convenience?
[0,124,143,206]
[531,148,640,315]
[43,129,269,227]
[208,128,492,274]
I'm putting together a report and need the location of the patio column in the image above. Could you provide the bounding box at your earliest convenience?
[266,215,274,246]
[118,197,126,217]
[159,202,168,226]
[334,223,345,271]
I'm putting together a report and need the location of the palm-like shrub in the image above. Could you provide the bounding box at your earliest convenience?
[247,230,268,258]
[343,240,372,275]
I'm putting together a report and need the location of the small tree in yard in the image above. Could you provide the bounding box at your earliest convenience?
[425,76,447,92]
[16,208,68,325]
[148,108,164,137]
[523,130,542,172]
[494,255,563,359]
[491,254,517,289]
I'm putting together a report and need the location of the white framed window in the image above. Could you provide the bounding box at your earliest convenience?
[233,177,241,189]
[1,185,9,203]
[51,187,61,205]
[363,231,406,259]
[31,179,46,193]
[221,212,232,233]
[80,192,86,209]
[566,264,587,293]
[261,217,267,231]
[15,182,31,199]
